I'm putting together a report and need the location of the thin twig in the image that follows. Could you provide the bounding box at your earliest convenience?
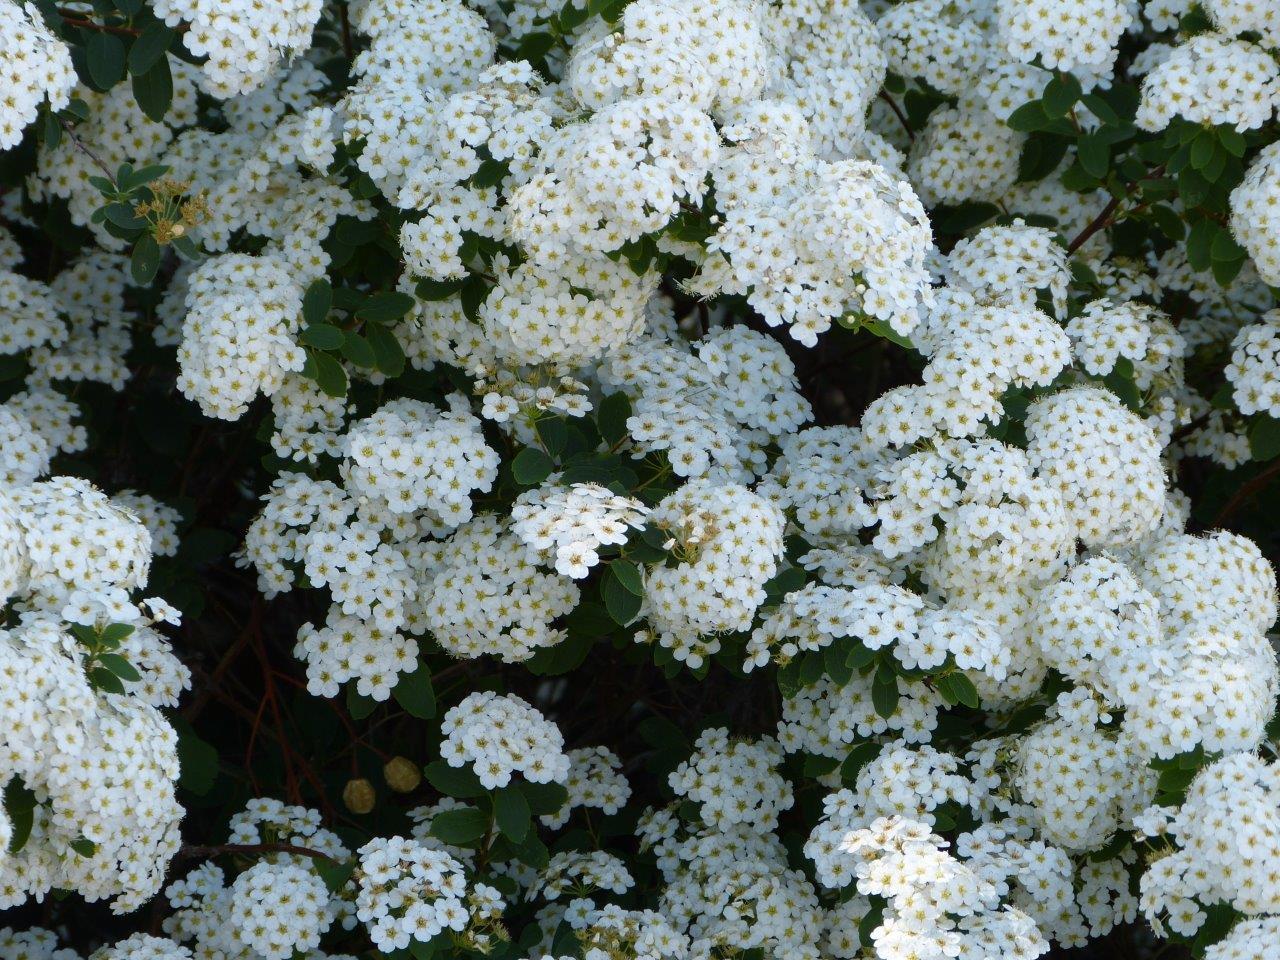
[1213,458,1280,527]
[177,842,338,863]
[878,90,914,143]
[58,119,115,183]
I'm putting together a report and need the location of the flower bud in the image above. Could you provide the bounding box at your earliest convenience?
[342,777,376,814]
[383,756,422,794]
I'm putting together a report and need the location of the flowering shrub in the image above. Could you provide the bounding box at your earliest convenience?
[2,1,1280,959]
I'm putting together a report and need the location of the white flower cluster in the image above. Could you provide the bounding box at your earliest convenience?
[1137,753,1280,933]
[668,729,793,831]
[229,860,332,959]
[341,397,498,522]
[511,483,649,578]
[355,836,498,951]
[439,691,570,789]
[154,0,323,97]
[641,480,785,667]
[175,254,306,421]
[1231,141,1280,286]
[1225,308,1280,417]
[1136,33,1280,132]
[542,746,632,829]
[0,1,75,149]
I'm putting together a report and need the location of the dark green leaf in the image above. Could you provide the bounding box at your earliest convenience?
[346,686,377,720]
[131,56,173,123]
[1077,134,1109,178]
[935,671,980,708]
[1041,74,1081,118]
[70,836,96,857]
[4,779,36,854]
[429,806,489,845]
[299,324,344,350]
[1249,416,1280,461]
[366,323,406,378]
[171,716,219,796]
[494,786,532,842]
[415,278,465,300]
[315,858,356,894]
[357,291,416,324]
[127,22,175,76]
[302,279,332,327]
[424,760,486,798]
[97,653,141,682]
[99,622,135,646]
[130,234,160,285]
[512,447,554,485]
[839,742,882,786]
[1218,126,1247,158]
[341,331,377,369]
[598,392,632,446]
[519,780,569,816]
[609,559,643,596]
[1007,101,1048,133]
[306,348,348,398]
[392,663,436,719]
[871,663,899,719]
[86,31,125,89]
[90,667,126,694]
[603,566,642,625]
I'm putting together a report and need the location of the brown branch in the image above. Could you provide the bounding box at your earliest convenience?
[177,842,338,863]
[1067,165,1167,256]
[1213,458,1280,527]
[878,90,914,143]
[58,11,143,36]
[57,119,115,183]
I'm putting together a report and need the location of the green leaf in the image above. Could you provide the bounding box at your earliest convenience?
[171,716,219,796]
[609,559,643,596]
[131,55,173,123]
[1211,231,1246,262]
[89,667,126,694]
[127,22,175,76]
[346,685,377,720]
[366,322,406,378]
[415,278,465,300]
[305,348,348,398]
[1080,93,1120,126]
[99,622,135,646]
[341,331,377,369]
[1041,74,1081,118]
[935,671,980,708]
[69,836,96,857]
[315,858,356,894]
[519,780,569,816]
[871,663,899,719]
[598,392,632,446]
[1007,101,1048,133]
[603,566,642,626]
[494,786,532,842]
[424,760,486,799]
[1190,132,1215,171]
[1186,218,1216,272]
[1077,134,1109,178]
[4,779,36,854]
[515,31,557,63]
[114,0,145,14]
[512,447,554,486]
[1104,357,1143,411]
[392,663,436,719]
[302,278,332,326]
[1218,126,1247,158]
[86,31,126,89]
[429,806,489,845]
[1249,415,1280,461]
[130,234,160,286]
[97,652,141,682]
[839,742,882,786]
[299,323,344,350]
[1017,133,1069,184]
[357,291,416,324]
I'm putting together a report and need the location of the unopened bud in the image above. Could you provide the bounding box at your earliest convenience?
[342,777,376,814]
[383,756,422,794]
